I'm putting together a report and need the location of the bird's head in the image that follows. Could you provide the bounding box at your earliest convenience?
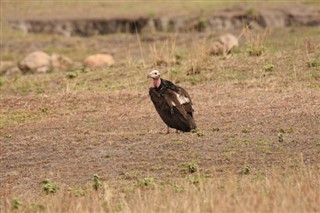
[147,70,161,88]
[147,70,161,79]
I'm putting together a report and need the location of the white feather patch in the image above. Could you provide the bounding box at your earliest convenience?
[171,101,176,106]
[175,93,190,105]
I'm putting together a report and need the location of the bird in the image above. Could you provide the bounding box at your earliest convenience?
[147,70,197,133]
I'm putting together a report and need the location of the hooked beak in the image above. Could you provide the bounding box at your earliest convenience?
[147,73,152,78]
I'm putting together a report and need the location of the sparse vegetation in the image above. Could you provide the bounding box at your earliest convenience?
[187,161,198,173]
[1,2,320,213]
[307,60,320,68]
[212,127,220,132]
[42,179,58,194]
[244,27,268,56]
[264,64,275,72]
[12,198,22,210]
[241,128,250,133]
[240,165,251,175]
[92,174,102,191]
[136,177,155,187]
[278,133,284,142]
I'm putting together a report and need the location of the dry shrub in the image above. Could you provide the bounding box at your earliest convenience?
[304,38,320,68]
[2,163,319,213]
[149,34,178,68]
[187,39,210,75]
[244,27,269,56]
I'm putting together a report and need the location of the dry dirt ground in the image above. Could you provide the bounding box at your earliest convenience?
[1,81,319,196]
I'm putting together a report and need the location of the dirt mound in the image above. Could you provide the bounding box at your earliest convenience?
[7,5,320,36]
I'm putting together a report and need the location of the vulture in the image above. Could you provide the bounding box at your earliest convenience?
[147,70,197,133]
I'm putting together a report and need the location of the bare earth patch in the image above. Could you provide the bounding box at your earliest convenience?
[1,83,319,196]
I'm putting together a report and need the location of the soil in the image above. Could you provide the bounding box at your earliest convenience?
[1,83,319,196]
[5,4,320,36]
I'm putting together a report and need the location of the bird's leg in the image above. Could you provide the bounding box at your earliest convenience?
[166,126,170,134]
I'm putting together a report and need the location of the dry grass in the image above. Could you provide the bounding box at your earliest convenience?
[2,162,319,213]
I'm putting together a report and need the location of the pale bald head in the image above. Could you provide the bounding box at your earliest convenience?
[147,70,161,79]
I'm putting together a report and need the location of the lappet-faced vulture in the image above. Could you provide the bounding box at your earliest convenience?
[147,70,197,133]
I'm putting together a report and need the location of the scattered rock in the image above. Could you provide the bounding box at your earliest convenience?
[18,51,52,74]
[83,54,115,68]
[210,33,239,55]
[51,53,73,71]
[6,52,74,75]
[6,66,21,76]
[210,41,226,56]
[0,61,15,75]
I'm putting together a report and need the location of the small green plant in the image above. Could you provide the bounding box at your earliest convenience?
[186,173,207,185]
[42,179,58,194]
[240,165,251,175]
[104,153,111,158]
[173,139,184,145]
[12,198,22,210]
[187,174,200,185]
[66,71,78,79]
[307,60,320,68]
[241,128,250,133]
[0,77,4,87]
[212,127,220,132]
[4,133,12,138]
[187,161,198,173]
[198,17,207,31]
[26,203,45,212]
[172,183,184,193]
[39,107,48,113]
[70,187,86,197]
[115,202,124,213]
[264,64,275,72]
[191,128,204,137]
[278,133,284,142]
[246,44,265,56]
[93,174,102,190]
[137,177,154,186]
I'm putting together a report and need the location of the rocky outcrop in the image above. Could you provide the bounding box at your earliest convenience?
[7,5,320,37]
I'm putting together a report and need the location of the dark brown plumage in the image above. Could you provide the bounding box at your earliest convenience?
[147,70,197,132]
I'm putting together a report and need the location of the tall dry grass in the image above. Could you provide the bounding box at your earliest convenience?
[2,163,319,213]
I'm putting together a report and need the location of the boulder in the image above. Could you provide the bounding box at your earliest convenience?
[0,61,15,75]
[18,51,52,74]
[6,66,21,76]
[51,53,73,71]
[210,33,239,55]
[83,54,115,68]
